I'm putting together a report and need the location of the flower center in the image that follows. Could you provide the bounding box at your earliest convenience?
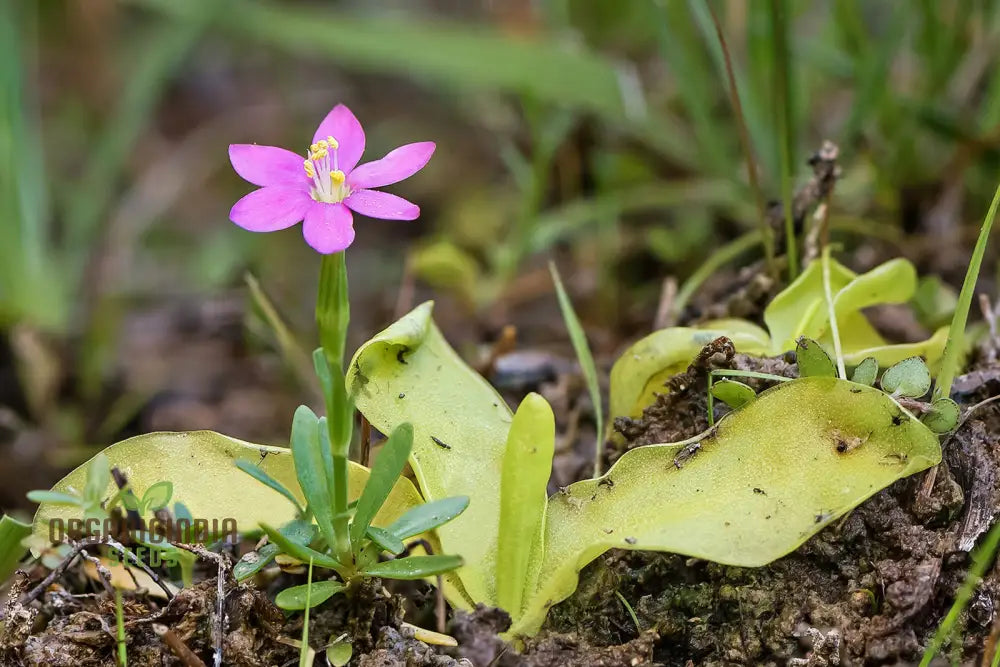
[303,136,350,203]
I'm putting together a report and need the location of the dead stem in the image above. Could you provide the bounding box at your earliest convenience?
[154,623,208,667]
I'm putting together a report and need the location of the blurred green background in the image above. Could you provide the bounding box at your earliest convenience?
[2,0,1000,509]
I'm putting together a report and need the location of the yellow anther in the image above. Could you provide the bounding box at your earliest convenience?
[303,159,315,178]
[326,135,339,150]
[316,139,329,150]
[330,169,346,185]
[309,142,320,153]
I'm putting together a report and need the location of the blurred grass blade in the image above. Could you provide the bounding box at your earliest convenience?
[0,514,31,583]
[934,181,1000,400]
[245,272,315,392]
[768,0,798,279]
[0,0,62,330]
[131,0,629,119]
[549,263,604,477]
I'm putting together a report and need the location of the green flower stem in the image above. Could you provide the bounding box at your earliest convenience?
[317,252,350,369]
[316,252,353,565]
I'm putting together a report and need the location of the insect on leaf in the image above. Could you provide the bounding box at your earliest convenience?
[880,357,931,398]
[796,337,836,378]
[710,379,756,409]
[234,542,280,581]
[851,357,878,386]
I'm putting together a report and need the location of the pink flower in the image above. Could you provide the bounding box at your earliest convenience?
[228,104,435,254]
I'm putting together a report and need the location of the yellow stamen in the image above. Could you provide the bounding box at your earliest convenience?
[330,169,346,185]
[303,159,315,178]
[326,135,339,150]
[316,139,328,150]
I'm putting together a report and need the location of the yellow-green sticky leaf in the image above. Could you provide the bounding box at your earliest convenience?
[496,393,555,617]
[609,320,770,422]
[765,258,855,354]
[0,514,31,583]
[348,302,509,606]
[514,377,941,635]
[31,431,423,549]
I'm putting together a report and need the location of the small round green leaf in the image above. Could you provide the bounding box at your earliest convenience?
[141,481,173,512]
[880,357,931,398]
[710,379,756,410]
[796,338,836,378]
[850,357,878,386]
[326,637,353,667]
[921,398,960,434]
[274,580,346,610]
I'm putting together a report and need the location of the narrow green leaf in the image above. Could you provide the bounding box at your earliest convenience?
[921,398,960,434]
[0,514,31,583]
[387,496,470,540]
[549,263,604,476]
[497,393,555,616]
[935,181,1000,400]
[290,405,337,550]
[796,338,837,378]
[363,554,464,580]
[84,453,110,505]
[235,460,303,513]
[366,526,405,555]
[881,357,932,398]
[710,379,756,409]
[26,490,82,506]
[275,580,346,610]
[260,523,344,573]
[851,357,878,386]
[233,543,280,581]
[351,423,414,546]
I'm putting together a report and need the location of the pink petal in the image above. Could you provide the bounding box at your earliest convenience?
[302,202,355,254]
[347,142,435,190]
[312,104,365,174]
[229,145,309,188]
[230,187,313,232]
[345,190,420,221]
